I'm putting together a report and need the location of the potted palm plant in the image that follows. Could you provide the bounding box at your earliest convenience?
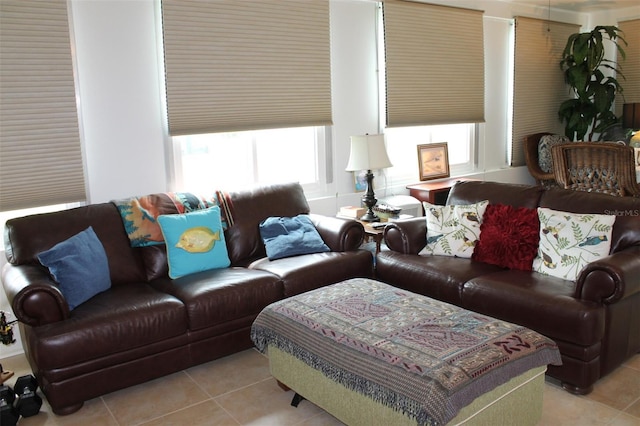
[558,26,627,141]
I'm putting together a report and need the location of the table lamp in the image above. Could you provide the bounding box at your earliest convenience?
[345,134,393,222]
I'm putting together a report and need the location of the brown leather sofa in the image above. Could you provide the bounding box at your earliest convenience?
[376,181,640,395]
[2,182,373,415]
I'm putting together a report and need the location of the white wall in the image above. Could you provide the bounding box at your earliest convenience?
[70,0,168,203]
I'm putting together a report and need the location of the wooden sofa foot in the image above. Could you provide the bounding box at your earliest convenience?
[561,382,593,395]
[276,380,290,392]
[52,401,84,416]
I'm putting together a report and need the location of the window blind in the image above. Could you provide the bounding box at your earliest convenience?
[161,0,332,136]
[617,19,640,112]
[0,0,85,211]
[511,17,579,166]
[382,0,485,127]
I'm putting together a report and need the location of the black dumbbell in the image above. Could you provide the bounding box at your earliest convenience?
[0,384,18,426]
[14,375,42,418]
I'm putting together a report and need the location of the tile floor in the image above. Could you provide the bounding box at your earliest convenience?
[1,349,639,426]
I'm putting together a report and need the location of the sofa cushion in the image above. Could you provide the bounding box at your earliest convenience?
[448,181,544,209]
[375,250,504,306]
[37,227,111,310]
[250,250,374,297]
[30,284,188,371]
[149,268,283,331]
[224,183,311,264]
[4,203,147,285]
[462,272,605,347]
[532,207,615,281]
[472,204,540,271]
[259,215,330,260]
[158,207,231,279]
[419,200,488,258]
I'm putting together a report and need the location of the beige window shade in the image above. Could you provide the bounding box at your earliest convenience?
[617,19,640,112]
[382,0,485,127]
[161,0,332,136]
[511,17,579,166]
[0,0,85,212]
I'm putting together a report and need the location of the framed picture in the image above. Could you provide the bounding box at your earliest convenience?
[353,170,367,192]
[417,143,450,181]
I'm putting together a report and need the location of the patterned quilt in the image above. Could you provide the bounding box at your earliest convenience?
[112,191,234,247]
[251,278,561,426]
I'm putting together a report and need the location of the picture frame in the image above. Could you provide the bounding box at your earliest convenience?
[353,170,367,192]
[417,142,450,181]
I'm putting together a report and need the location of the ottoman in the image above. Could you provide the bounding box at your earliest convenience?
[251,278,561,426]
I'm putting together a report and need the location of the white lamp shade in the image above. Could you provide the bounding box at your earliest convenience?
[345,134,393,171]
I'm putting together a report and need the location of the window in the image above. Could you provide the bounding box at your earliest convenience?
[172,126,330,197]
[376,4,477,185]
[383,124,477,184]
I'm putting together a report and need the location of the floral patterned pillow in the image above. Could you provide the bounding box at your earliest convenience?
[419,200,489,258]
[532,207,615,281]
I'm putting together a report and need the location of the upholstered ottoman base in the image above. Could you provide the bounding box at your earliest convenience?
[252,278,561,425]
[269,346,546,425]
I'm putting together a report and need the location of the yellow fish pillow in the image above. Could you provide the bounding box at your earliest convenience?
[158,207,230,279]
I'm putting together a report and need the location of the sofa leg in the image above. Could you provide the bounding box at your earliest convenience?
[561,382,593,395]
[51,401,84,416]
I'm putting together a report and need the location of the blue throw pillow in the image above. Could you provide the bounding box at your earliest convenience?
[37,226,111,310]
[158,206,231,279]
[259,215,330,260]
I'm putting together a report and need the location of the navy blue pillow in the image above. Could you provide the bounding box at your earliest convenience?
[259,215,330,260]
[37,226,111,310]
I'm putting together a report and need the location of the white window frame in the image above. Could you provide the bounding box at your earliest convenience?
[171,126,332,199]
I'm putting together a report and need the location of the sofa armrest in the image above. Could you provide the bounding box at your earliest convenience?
[1,263,69,326]
[577,247,640,304]
[309,214,364,252]
[382,217,427,255]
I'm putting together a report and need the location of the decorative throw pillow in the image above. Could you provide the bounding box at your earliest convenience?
[259,215,330,260]
[532,207,615,281]
[37,226,111,310]
[538,134,570,173]
[419,200,489,258]
[472,204,540,271]
[158,206,230,279]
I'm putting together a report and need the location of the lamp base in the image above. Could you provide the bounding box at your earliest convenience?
[359,211,380,222]
[359,169,380,222]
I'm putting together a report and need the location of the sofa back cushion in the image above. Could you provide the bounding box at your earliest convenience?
[4,203,147,285]
[225,182,311,264]
[447,181,544,209]
[540,188,640,253]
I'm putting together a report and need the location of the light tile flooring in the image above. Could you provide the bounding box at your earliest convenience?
[1,349,639,425]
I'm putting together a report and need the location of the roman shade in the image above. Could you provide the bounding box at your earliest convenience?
[0,0,85,211]
[161,0,332,136]
[382,0,485,127]
[617,19,640,112]
[511,17,579,166]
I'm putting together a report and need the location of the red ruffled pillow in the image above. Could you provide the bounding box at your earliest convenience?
[472,204,540,271]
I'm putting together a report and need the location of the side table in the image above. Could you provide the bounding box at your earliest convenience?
[359,221,386,254]
[406,178,478,206]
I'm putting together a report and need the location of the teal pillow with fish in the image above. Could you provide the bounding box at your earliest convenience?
[158,206,230,279]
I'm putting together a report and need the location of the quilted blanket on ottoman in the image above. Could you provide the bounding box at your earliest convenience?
[251,278,561,426]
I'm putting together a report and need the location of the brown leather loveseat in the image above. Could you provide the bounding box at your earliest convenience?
[376,181,640,395]
[2,182,373,415]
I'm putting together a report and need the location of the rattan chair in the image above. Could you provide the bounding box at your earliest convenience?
[551,142,640,197]
[523,132,559,188]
